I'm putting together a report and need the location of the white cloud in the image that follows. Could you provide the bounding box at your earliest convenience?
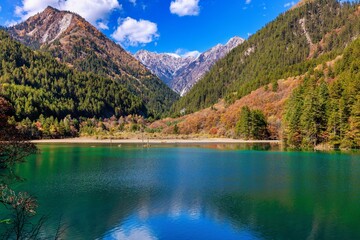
[0,5,2,12]
[15,0,58,18]
[175,49,201,58]
[5,20,19,27]
[182,50,201,58]
[97,21,109,30]
[107,226,157,240]
[111,17,159,46]
[284,1,296,7]
[245,0,251,4]
[129,0,136,6]
[15,0,121,28]
[165,53,181,58]
[170,0,200,17]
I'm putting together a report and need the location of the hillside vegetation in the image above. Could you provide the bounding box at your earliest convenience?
[172,0,360,115]
[148,36,359,150]
[0,30,145,120]
[7,6,178,118]
[283,37,360,149]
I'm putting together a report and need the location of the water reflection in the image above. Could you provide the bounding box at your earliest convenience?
[15,144,360,239]
[103,213,260,240]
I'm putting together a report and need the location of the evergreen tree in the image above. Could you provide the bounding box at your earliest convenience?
[236,107,269,140]
[345,95,360,148]
[283,37,360,149]
[236,106,252,139]
[251,110,269,139]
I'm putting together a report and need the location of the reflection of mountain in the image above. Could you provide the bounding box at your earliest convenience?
[16,146,360,239]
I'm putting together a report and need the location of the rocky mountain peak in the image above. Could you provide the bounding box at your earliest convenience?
[292,0,315,9]
[226,36,245,48]
[43,5,59,13]
[136,36,244,96]
[7,6,144,77]
[134,49,195,86]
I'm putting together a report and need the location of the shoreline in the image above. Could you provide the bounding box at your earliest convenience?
[31,137,281,144]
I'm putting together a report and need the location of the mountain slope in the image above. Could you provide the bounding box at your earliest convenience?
[149,36,359,149]
[7,6,178,118]
[283,37,360,149]
[135,37,244,96]
[172,0,360,114]
[0,30,144,120]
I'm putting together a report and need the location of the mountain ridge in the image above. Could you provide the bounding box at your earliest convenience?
[135,36,244,95]
[134,50,196,86]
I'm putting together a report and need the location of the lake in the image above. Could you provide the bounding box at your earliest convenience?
[14,143,360,239]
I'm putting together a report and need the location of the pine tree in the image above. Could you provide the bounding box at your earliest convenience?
[283,87,304,149]
[345,95,360,148]
[236,106,252,139]
[300,89,318,148]
[236,107,269,140]
[251,110,269,139]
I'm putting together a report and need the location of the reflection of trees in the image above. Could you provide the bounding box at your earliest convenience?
[51,188,142,239]
[17,147,145,239]
[215,155,360,240]
[12,141,360,239]
[195,143,276,151]
[216,193,360,239]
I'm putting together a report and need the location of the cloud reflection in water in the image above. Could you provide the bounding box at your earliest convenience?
[102,212,260,240]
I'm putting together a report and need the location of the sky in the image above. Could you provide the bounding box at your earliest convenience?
[0,0,301,55]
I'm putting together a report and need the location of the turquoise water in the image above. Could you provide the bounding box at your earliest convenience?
[14,144,360,239]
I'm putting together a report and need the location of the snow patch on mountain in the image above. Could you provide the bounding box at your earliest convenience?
[135,36,244,96]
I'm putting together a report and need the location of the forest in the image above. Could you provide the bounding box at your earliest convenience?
[172,0,360,115]
[283,38,360,149]
[0,30,148,120]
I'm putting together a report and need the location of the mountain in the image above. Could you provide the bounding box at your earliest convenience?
[151,27,360,148]
[7,6,178,118]
[135,37,244,96]
[0,30,144,120]
[171,37,244,95]
[293,0,315,9]
[134,50,195,86]
[146,0,360,149]
[172,0,360,114]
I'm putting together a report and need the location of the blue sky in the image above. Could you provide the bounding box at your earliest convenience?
[0,0,300,55]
